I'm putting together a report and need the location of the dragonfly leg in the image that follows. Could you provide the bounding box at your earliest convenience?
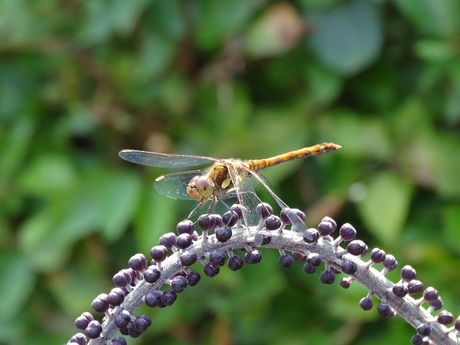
[187,200,207,219]
[248,171,307,233]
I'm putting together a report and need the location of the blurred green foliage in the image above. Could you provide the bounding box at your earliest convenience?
[1,0,459,344]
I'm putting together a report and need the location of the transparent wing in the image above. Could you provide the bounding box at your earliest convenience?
[224,167,263,227]
[119,149,216,168]
[154,170,202,200]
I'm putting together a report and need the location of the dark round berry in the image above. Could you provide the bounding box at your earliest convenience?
[341,260,357,275]
[113,269,132,287]
[455,316,460,331]
[145,290,162,308]
[429,297,443,311]
[370,248,386,263]
[186,270,201,286]
[318,220,335,236]
[278,254,294,268]
[437,311,453,325]
[228,255,244,271]
[303,262,316,274]
[75,312,94,330]
[203,263,220,277]
[256,202,273,219]
[408,280,424,295]
[129,269,141,283]
[230,204,246,220]
[423,287,438,301]
[322,235,333,242]
[144,266,161,283]
[68,333,87,345]
[280,208,306,226]
[254,230,271,246]
[180,251,197,266]
[107,287,125,306]
[292,208,306,221]
[383,255,397,272]
[359,297,373,311]
[115,310,132,328]
[161,290,177,306]
[401,265,417,281]
[170,275,188,292]
[322,216,337,228]
[265,215,281,230]
[215,226,232,242]
[176,233,193,249]
[416,323,431,336]
[127,327,141,338]
[320,270,335,284]
[209,249,227,266]
[176,220,195,235]
[279,208,291,224]
[410,334,423,345]
[222,210,238,227]
[347,240,367,256]
[303,228,319,243]
[85,320,102,339]
[91,294,109,313]
[377,302,392,317]
[198,214,220,231]
[150,245,168,262]
[211,214,223,228]
[159,232,177,248]
[392,283,408,298]
[134,315,152,333]
[128,253,147,272]
[244,250,262,264]
[340,278,351,289]
[112,336,128,345]
[307,253,322,267]
[339,223,356,241]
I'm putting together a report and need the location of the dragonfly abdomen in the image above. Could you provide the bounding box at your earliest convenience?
[246,142,342,172]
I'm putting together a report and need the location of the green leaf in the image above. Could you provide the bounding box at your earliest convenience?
[80,0,148,43]
[356,172,414,244]
[308,0,383,75]
[95,169,142,242]
[415,39,457,62]
[18,154,77,197]
[394,0,460,37]
[195,0,264,51]
[0,253,35,317]
[443,204,460,253]
[134,188,181,252]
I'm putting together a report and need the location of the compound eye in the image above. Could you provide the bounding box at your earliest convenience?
[187,175,213,202]
[187,176,202,201]
[195,176,210,191]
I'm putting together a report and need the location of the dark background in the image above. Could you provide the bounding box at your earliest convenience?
[1,1,459,344]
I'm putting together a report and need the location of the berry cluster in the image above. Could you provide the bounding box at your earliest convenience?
[67,203,459,345]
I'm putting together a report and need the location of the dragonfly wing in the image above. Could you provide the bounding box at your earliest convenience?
[119,149,216,168]
[224,167,262,227]
[154,170,202,200]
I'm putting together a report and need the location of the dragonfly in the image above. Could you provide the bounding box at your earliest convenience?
[119,142,342,231]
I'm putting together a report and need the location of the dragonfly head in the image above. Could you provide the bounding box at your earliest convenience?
[187,175,213,202]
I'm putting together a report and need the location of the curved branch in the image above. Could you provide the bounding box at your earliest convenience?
[77,222,458,345]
